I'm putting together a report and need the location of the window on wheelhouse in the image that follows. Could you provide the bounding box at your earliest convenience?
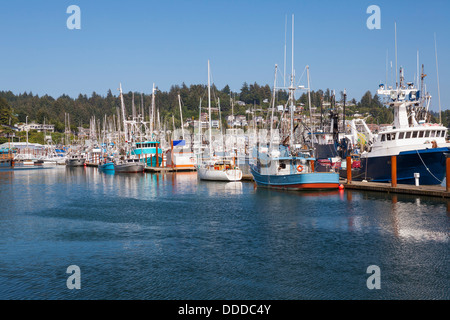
[405,132,412,139]
[430,131,436,138]
[412,131,418,138]
[425,130,430,138]
[381,134,386,142]
[442,131,446,137]
[419,131,424,138]
[391,133,396,140]
[386,134,391,141]
[399,132,405,139]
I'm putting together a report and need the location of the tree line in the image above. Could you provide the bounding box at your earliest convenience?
[0,83,443,132]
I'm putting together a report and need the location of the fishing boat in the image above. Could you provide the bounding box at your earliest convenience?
[98,156,115,171]
[166,139,197,170]
[65,153,86,167]
[250,16,339,190]
[114,158,144,173]
[197,60,243,181]
[340,72,449,185]
[198,158,242,181]
[131,141,162,167]
[250,145,339,190]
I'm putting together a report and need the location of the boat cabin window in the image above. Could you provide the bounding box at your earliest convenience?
[399,132,405,139]
[405,132,411,139]
[391,133,396,140]
[442,131,446,137]
[425,130,430,138]
[436,130,441,138]
[386,134,391,141]
[381,134,386,142]
[412,131,418,138]
[419,131,424,138]
[430,131,436,138]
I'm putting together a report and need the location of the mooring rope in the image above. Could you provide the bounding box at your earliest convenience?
[416,149,443,184]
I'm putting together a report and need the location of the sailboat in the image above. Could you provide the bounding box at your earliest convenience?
[250,16,339,190]
[197,60,243,181]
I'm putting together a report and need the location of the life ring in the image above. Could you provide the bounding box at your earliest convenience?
[297,165,304,172]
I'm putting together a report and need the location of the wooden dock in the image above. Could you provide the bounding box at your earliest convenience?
[343,180,450,198]
[144,166,196,173]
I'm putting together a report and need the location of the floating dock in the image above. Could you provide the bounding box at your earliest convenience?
[343,180,449,198]
[144,166,196,173]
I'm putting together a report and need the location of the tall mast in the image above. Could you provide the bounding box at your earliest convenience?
[434,33,442,124]
[208,60,213,158]
[119,83,127,142]
[150,83,156,138]
[270,64,278,151]
[178,93,185,141]
[284,14,287,88]
[395,22,398,88]
[289,14,295,147]
[307,65,313,151]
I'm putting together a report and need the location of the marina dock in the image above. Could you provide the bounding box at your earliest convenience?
[342,180,449,198]
[144,166,196,173]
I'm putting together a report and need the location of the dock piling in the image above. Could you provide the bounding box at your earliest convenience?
[391,155,397,188]
[346,156,351,184]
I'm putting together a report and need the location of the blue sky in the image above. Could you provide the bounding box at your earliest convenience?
[0,0,449,112]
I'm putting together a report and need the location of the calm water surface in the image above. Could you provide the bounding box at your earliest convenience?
[0,166,448,299]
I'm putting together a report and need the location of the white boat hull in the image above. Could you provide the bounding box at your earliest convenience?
[197,167,242,181]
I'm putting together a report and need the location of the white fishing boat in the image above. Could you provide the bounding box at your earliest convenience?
[197,60,243,181]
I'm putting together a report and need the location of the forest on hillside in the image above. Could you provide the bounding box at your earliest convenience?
[0,82,444,133]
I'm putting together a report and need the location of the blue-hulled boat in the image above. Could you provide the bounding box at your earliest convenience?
[250,145,340,190]
[339,67,449,185]
[98,162,115,171]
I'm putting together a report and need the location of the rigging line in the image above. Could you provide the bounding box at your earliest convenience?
[416,149,443,183]
[295,65,308,88]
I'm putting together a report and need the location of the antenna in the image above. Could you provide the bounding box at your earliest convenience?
[434,33,442,124]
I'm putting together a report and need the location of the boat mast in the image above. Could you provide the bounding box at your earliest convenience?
[178,93,185,141]
[269,64,278,152]
[434,33,442,124]
[289,14,295,148]
[208,60,213,159]
[119,83,128,143]
[307,65,314,151]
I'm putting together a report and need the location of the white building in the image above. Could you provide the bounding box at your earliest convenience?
[16,122,55,133]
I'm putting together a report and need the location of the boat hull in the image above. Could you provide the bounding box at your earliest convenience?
[250,165,339,190]
[197,167,242,181]
[66,159,86,167]
[98,162,115,171]
[339,147,449,185]
[114,163,144,173]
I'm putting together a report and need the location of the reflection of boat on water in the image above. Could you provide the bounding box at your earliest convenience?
[199,179,243,195]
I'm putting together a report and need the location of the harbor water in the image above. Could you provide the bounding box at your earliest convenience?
[0,166,448,299]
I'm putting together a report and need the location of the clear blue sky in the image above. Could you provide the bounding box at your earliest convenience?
[0,0,448,112]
